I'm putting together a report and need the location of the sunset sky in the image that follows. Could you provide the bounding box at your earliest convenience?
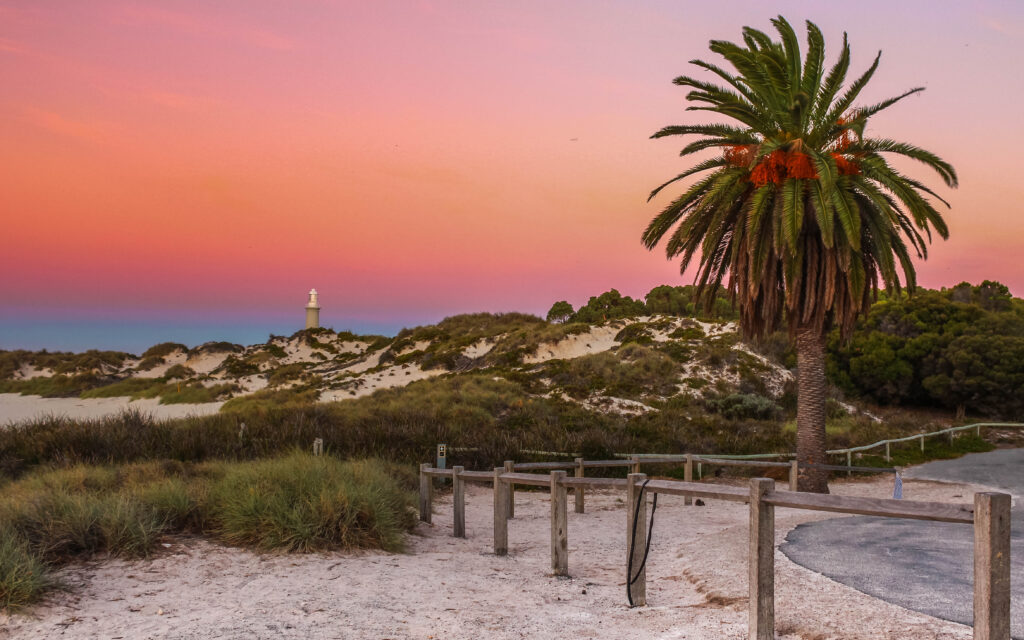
[2,1,1022,352]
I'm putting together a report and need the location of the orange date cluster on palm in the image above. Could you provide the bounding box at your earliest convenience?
[725,144,860,187]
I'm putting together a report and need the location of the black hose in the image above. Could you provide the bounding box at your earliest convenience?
[626,478,658,607]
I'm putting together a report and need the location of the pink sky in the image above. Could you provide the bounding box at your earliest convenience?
[2,1,1022,343]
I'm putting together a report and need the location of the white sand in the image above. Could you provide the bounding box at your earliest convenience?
[0,394,224,425]
[1,476,976,639]
[320,365,444,401]
[462,339,494,359]
[130,350,188,378]
[524,325,622,364]
[183,352,231,375]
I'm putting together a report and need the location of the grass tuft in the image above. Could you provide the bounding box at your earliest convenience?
[0,532,54,610]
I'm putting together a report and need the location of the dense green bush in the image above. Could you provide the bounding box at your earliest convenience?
[827,282,1024,418]
[705,393,781,421]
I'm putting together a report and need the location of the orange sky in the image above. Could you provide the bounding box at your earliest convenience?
[2,1,1023,348]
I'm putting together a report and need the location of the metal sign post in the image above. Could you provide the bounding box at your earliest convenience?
[436,444,447,486]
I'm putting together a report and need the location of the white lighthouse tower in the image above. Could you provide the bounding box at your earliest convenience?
[305,288,320,329]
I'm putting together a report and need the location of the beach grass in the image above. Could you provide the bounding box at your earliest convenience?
[0,453,416,611]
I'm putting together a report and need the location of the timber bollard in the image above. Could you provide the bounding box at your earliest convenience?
[504,460,515,519]
[973,492,1011,640]
[418,463,432,524]
[789,460,798,492]
[493,467,508,555]
[550,471,568,576]
[574,457,585,513]
[885,442,891,462]
[452,466,465,538]
[684,453,693,506]
[847,451,852,477]
[749,478,775,640]
[630,455,640,475]
[921,434,925,452]
[626,472,647,606]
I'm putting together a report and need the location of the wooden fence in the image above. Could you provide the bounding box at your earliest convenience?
[418,461,1012,640]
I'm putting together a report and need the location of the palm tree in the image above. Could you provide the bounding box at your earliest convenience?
[643,17,957,492]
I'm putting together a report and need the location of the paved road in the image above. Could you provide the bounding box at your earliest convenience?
[781,449,1023,638]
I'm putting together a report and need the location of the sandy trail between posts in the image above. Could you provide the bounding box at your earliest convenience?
[1,476,981,640]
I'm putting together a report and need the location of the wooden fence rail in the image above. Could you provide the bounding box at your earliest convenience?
[418,461,1011,640]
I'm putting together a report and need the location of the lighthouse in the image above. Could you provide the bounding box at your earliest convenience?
[305,288,320,329]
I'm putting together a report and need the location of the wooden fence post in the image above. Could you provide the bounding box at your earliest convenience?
[973,492,1011,640]
[630,455,640,475]
[950,429,956,445]
[789,460,798,492]
[418,463,432,524]
[452,466,465,538]
[976,425,982,437]
[885,442,891,462]
[626,472,647,606]
[504,460,515,519]
[574,457,585,514]
[847,451,853,477]
[748,478,774,640]
[550,471,568,576]
[493,467,508,556]
[684,454,694,506]
[920,434,925,452]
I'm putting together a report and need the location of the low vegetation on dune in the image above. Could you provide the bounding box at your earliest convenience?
[0,453,415,609]
[2,282,1020,425]
[0,373,996,482]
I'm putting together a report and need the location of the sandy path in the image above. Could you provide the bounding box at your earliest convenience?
[0,394,224,426]
[1,477,976,640]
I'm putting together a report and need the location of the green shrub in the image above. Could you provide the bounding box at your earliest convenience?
[206,454,414,552]
[135,355,165,371]
[704,393,781,420]
[142,343,188,359]
[264,344,288,359]
[669,326,705,340]
[267,363,307,387]
[614,324,654,345]
[164,364,194,380]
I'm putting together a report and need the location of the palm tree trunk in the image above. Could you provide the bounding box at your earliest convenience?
[795,327,829,493]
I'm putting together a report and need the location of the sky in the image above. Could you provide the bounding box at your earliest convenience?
[2,1,1023,352]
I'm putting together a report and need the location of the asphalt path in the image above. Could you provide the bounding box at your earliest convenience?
[781,448,1023,638]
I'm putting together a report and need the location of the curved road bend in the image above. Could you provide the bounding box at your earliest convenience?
[781,448,1023,639]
